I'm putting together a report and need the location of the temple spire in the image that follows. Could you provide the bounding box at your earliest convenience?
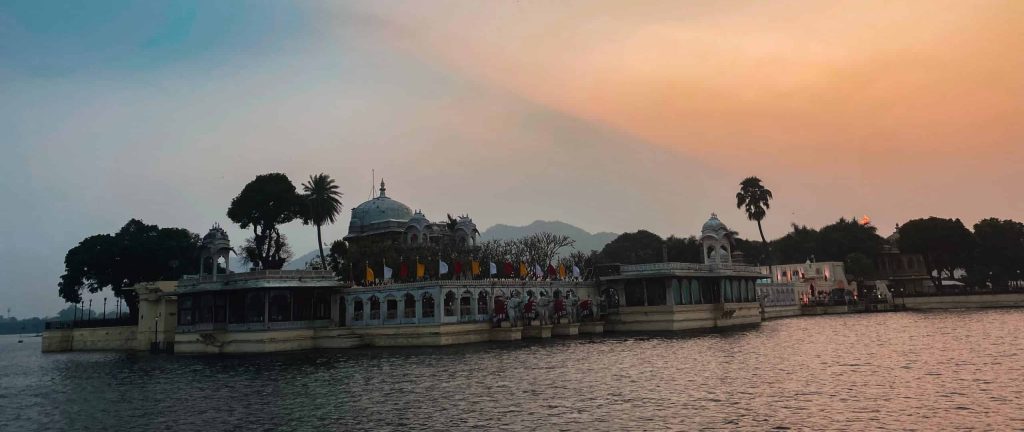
[379,179,386,197]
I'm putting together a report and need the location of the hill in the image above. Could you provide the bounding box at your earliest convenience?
[480,220,617,254]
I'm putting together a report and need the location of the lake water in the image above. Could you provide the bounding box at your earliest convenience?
[2,310,1023,431]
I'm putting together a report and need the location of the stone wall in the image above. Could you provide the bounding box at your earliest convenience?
[41,326,138,352]
[902,293,1024,310]
[606,302,761,332]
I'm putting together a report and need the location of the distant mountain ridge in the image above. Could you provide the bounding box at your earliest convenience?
[480,220,617,254]
[250,221,615,272]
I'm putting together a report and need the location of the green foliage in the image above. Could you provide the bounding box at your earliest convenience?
[816,218,884,262]
[844,252,876,282]
[57,219,201,317]
[898,217,976,287]
[969,218,1024,289]
[599,230,664,264]
[770,224,820,264]
[301,173,344,268]
[227,173,306,270]
[735,176,774,264]
[666,235,703,263]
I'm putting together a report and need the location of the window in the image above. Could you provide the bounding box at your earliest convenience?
[228,291,245,323]
[245,292,265,323]
[477,291,488,316]
[404,293,416,319]
[645,279,667,306]
[444,291,457,317]
[269,291,292,322]
[178,295,193,326]
[199,294,214,323]
[369,295,381,320]
[353,298,364,322]
[385,296,398,320]
[624,280,645,307]
[422,293,435,319]
[460,291,472,317]
[313,290,331,320]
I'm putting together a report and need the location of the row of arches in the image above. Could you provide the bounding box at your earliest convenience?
[343,287,582,326]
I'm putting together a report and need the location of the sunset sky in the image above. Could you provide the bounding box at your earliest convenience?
[2,1,1022,316]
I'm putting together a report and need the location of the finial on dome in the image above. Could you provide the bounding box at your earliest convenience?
[710,212,718,219]
[379,179,386,197]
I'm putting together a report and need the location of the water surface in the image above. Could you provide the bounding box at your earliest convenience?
[2,310,1023,431]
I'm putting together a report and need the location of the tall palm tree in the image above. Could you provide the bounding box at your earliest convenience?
[302,173,343,269]
[736,176,773,269]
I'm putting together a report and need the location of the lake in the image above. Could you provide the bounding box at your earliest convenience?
[2,309,1023,431]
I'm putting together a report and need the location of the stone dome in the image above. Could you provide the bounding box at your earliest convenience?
[348,180,413,230]
[701,213,729,236]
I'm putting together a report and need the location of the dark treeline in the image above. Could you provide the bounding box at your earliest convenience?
[596,216,1024,290]
[0,306,85,335]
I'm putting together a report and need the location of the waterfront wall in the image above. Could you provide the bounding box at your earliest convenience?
[606,302,761,332]
[902,293,1024,310]
[174,327,364,354]
[762,304,802,319]
[42,326,138,352]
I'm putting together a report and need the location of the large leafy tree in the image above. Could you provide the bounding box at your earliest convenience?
[226,173,306,270]
[736,176,774,268]
[57,219,201,318]
[301,173,344,270]
[898,217,976,288]
[599,230,664,264]
[665,235,703,263]
[816,218,884,262]
[971,218,1024,289]
[770,224,821,264]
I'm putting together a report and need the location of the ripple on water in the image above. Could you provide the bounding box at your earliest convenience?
[2,310,1024,431]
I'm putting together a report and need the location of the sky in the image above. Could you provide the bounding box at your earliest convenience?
[1,1,1022,317]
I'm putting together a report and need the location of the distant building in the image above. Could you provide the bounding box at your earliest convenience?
[876,226,935,295]
[759,261,853,304]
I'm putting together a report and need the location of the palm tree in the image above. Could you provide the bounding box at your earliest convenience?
[302,173,343,269]
[736,176,773,269]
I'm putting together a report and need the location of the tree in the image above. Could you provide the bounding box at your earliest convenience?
[57,219,201,318]
[770,224,820,264]
[665,235,703,263]
[736,176,774,269]
[301,173,344,270]
[898,217,976,289]
[526,232,576,265]
[226,173,306,270]
[971,218,1024,289]
[844,252,876,284]
[817,218,884,262]
[599,230,664,264]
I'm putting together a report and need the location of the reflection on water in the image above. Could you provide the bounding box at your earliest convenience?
[3,310,1024,431]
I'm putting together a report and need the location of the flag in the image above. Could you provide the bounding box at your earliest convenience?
[416,262,426,278]
[519,262,528,278]
[399,262,409,280]
[471,260,481,276]
[558,264,566,279]
[489,262,498,276]
[572,265,581,278]
[547,264,556,276]
[439,260,449,275]
[365,265,375,282]
[384,265,393,280]
[454,260,463,276]
[503,262,514,277]
[533,264,543,277]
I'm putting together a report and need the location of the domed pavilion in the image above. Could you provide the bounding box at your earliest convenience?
[344,180,478,247]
